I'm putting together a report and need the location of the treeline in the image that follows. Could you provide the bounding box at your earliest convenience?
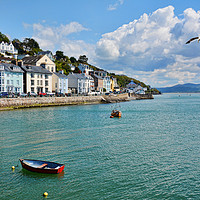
[0,32,160,93]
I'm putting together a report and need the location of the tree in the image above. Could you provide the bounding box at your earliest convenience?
[55,51,65,60]
[70,57,77,63]
[22,38,41,55]
[78,55,88,63]
[0,32,10,43]
[12,39,25,55]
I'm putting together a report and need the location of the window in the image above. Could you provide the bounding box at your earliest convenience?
[41,74,43,78]
[51,67,53,72]
[7,73,9,77]
[45,88,48,92]
[7,80,9,84]
[31,73,34,78]
[17,80,19,85]
[37,80,39,85]
[40,80,43,85]
[55,83,57,88]
[37,74,40,78]
[31,87,34,92]
[11,80,13,85]
[45,75,48,79]
[45,80,48,86]
[31,80,34,86]
[2,79,4,84]
[2,72,4,76]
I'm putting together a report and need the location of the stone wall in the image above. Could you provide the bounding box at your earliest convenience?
[0,93,153,110]
[0,96,103,109]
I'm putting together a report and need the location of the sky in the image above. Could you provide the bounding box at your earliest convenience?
[1,0,200,88]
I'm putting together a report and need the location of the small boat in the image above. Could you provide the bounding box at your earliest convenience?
[111,109,122,117]
[19,159,65,174]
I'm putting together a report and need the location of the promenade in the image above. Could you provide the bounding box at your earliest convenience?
[0,93,153,111]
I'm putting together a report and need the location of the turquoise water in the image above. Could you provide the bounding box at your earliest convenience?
[0,93,199,199]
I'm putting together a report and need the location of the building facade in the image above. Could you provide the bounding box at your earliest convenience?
[0,63,23,93]
[52,70,68,94]
[67,73,93,94]
[0,41,18,59]
[20,65,52,93]
[22,55,56,73]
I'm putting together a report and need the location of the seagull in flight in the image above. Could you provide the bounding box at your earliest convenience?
[186,36,200,44]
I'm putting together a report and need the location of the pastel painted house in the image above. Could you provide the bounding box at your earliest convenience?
[22,55,56,73]
[20,65,52,93]
[52,70,68,94]
[67,73,93,94]
[0,63,24,93]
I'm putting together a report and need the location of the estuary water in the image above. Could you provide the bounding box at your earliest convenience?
[0,93,199,200]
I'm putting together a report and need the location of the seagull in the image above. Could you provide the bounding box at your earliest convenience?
[186,36,200,44]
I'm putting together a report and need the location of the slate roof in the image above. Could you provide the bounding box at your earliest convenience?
[54,72,68,78]
[0,63,24,73]
[20,65,52,74]
[22,55,44,65]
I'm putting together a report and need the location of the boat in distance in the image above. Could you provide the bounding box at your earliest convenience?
[19,159,65,174]
[111,110,122,117]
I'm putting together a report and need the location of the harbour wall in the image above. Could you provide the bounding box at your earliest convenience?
[0,93,153,110]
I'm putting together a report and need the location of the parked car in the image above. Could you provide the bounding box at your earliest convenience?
[20,93,28,97]
[39,92,47,97]
[0,92,9,98]
[29,92,37,97]
[46,92,55,97]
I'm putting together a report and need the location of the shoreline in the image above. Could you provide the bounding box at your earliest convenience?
[0,93,154,111]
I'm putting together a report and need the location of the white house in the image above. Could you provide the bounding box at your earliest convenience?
[20,65,52,93]
[67,73,94,94]
[78,63,93,75]
[0,41,18,59]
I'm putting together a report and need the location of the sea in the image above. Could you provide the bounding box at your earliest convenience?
[0,93,199,200]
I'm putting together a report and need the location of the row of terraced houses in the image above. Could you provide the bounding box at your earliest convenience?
[0,48,119,95]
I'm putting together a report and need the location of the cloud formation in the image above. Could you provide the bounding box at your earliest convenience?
[26,6,200,87]
[108,0,124,11]
[95,6,200,87]
[24,22,92,59]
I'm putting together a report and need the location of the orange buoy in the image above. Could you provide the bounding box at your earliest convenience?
[110,116,114,118]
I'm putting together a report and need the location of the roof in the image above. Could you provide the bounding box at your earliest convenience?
[92,74,103,80]
[20,65,52,74]
[67,73,86,80]
[22,55,44,65]
[0,63,24,73]
[54,72,68,78]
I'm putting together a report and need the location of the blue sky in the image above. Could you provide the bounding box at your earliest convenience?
[1,0,200,87]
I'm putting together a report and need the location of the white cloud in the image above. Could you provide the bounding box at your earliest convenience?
[25,6,200,87]
[25,22,93,59]
[95,6,200,87]
[108,0,124,11]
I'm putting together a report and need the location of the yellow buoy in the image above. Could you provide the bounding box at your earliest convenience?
[12,166,15,170]
[43,192,48,197]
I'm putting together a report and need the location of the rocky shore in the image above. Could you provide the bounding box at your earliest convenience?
[0,93,154,111]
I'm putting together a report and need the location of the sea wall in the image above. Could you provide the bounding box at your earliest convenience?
[0,96,103,110]
[0,93,153,110]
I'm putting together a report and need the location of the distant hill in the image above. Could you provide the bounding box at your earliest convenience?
[157,83,200,93]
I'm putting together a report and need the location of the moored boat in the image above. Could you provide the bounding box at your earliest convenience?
[19,159,65,174]
[111,109,122,117]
